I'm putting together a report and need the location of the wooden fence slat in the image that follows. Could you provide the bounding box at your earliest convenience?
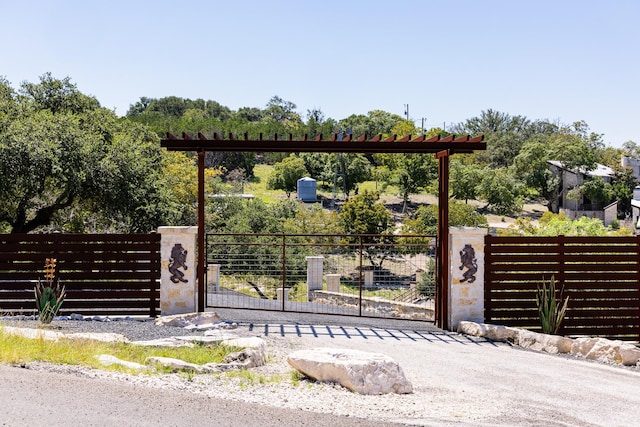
[0,233,161,317]
[485,235,640,341]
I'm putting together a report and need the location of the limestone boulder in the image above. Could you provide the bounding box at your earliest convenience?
[518,330,573,354]
[287,347,412,395]
[153,311,221,328]
[572,337,640,366]
[457,321,520,343]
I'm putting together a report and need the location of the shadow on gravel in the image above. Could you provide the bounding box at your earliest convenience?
[246,323,498,346]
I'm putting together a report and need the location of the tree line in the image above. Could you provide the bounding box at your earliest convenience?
[1,73,637,235]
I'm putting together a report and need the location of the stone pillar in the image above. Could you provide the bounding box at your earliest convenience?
[448,227,487,330]
[326,273,341,293]
[158,226,198,315]
[364,268,374,288]
[207,264,220,294]
[306,256,324,300]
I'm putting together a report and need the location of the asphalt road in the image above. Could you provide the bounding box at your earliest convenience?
[0,364,399,427]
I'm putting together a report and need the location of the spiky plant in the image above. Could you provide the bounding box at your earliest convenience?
[536,275,569,335]
[34,258,66,325]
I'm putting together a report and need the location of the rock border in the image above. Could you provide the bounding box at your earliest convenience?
[458,321,640,367]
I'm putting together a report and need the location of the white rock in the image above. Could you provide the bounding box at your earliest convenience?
[153,312,221,328]
[96,354,146,370]
[147,356,210,373]
[618,344,640,366]
[1,326,128,343]
[518,330,573,354]
[571,337,599,357]
[221,337,268,369]
[457,321,520,343]
[287,347,412,395]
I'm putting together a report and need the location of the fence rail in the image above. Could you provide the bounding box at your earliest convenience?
[485,235,640,340]
[0,234,161,317]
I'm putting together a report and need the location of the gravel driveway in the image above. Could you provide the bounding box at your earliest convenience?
[3,309,640,426]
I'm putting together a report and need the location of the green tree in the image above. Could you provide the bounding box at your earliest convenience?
[266,155,308,198]
[0,75,168,233]
[339,190,392,236]
[452,109,533,168]
[401,200,488,235]
[392,154,437,213]
[502,212,633,236]
[611,167,637,218]
[450,160,484,203]
[478,168,524,215]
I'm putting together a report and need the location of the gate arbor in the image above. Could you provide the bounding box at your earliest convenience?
[161,132,485,329]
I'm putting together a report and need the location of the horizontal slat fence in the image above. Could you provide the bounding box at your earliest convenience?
[0,234,161,317]
[485,235,640,341]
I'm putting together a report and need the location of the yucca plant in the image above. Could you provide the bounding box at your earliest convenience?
[34,258,66,325]
[536,275,569,335]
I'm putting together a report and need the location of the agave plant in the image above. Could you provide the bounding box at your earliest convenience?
[536,275,569,335]
[34,258,66,324]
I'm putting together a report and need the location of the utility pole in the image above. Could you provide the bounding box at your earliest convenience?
[404,104,409,120]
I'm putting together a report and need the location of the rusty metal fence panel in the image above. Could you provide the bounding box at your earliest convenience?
[485,235,640,341]
[0,234,161,317]
[205,233,436,321]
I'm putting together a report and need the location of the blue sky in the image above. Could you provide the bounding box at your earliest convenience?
[2,1,638,146]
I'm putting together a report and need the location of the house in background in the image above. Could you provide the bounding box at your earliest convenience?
[547,160,618,226]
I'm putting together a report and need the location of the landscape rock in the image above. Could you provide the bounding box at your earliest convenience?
[2,326,129,343]
[518,330,573,354]
[184,320,238,331]
[221,337,268,369]
[459,322,640,367]
[96,354,147,371]
[147,356,217,373]
[287,347,412,395]
[572,338,640,366]
[153,312,221,328]
[457,321,520,343]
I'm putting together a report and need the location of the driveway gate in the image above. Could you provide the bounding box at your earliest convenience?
[205,233,436,321]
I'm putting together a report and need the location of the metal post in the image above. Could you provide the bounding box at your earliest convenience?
[197,148,205,312]
[436,150,450,330]
[281,233,286,311]
[359,235,363,317]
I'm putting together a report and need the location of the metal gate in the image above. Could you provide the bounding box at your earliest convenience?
[205,233,436,321]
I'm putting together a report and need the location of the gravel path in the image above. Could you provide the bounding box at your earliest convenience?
[3,311,640,426]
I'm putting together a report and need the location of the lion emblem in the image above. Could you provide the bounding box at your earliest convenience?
[459,244,477,283]
[169,243,188,283]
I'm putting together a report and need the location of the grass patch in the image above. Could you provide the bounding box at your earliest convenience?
[225,369,284,388]
[0,327,239,373]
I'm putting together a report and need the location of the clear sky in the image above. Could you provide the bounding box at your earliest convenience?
[2,0,638,146]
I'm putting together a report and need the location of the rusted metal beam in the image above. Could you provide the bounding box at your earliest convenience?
[161,133,485,154]
[197,148,206,312]
[436,150,450,330]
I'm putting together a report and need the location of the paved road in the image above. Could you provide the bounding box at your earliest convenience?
[0,364,397,427]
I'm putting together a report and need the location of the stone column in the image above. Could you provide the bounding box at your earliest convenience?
[306,256,324,300]
[448,227,487,330]
[207,264,220,294]
[364,268,374,288]
[326,273,341,293]
[158,226,198,315]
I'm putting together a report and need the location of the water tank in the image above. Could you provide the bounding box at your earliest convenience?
[296,177,317,202]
